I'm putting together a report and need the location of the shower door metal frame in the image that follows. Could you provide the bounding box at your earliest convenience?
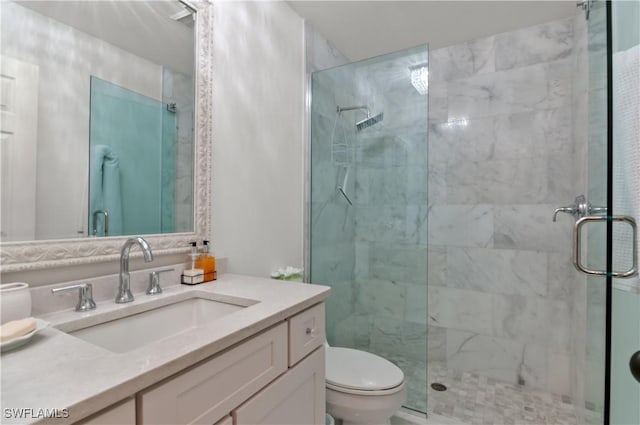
[604,1,613,422]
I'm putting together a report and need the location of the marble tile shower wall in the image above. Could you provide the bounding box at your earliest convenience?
[426,17,584,397]
[162,68,195,232]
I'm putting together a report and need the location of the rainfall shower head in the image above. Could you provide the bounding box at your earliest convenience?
[356,112,384,131]
[336,105,384,132]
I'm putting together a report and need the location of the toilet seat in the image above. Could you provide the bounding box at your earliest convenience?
[326,347,404,393]
[326,381,405,396]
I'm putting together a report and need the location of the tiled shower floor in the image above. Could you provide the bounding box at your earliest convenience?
[392,358,602,425]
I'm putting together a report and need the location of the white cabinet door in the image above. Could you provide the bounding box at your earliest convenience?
[233,347,325,425]
[75,398,135,425]
[138,323,287,425]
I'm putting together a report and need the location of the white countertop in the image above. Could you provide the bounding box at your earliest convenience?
[0,274,330,424]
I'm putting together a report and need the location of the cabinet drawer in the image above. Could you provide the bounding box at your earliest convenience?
[138,323,287,425]
[288,303,324,366]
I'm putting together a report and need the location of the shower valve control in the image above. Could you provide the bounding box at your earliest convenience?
[552,195,607,222]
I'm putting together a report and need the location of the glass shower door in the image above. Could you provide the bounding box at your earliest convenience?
[309,45,429,412]
[610,0,640,423]
[576,1,640,423]
[578,2,609,422]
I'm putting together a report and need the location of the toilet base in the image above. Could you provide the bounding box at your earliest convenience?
[326,382,406,425]
[341,420,391,425]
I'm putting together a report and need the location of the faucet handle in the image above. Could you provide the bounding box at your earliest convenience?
[52,283,97,312]
[147,269,174,295]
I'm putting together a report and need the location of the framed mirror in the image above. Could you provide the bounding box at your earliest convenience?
[0,0,212,272]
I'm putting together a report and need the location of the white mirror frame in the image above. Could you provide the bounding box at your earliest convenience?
[0,0,212,273]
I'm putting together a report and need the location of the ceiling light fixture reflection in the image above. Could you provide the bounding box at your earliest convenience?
[409,63,428,95]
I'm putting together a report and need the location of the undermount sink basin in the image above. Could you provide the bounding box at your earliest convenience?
[69,297,247,353]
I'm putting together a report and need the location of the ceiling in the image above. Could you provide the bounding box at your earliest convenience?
[288,1,578,61]
[17,1,578,75]
[16,1,194,76]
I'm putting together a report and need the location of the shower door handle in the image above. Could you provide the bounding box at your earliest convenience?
[573,215,638,278]
[631,351,640,383]
[92,210,109,237]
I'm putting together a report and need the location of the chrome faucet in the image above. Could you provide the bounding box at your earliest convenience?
[116,237,153,303]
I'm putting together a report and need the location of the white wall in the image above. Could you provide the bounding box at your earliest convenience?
[211,1,305,277]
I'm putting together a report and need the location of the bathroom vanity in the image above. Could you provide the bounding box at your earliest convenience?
[0,274,329,425]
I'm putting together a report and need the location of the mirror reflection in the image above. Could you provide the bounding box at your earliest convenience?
[0,0,195,242]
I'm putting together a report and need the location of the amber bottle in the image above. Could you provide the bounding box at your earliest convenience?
[195,240,216,282]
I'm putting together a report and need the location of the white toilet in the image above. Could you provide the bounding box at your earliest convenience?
[325,346,406,425]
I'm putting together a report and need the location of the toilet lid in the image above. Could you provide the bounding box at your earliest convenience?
[326,347,404,391]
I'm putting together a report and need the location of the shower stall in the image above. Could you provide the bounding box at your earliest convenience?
[308,0,639,423]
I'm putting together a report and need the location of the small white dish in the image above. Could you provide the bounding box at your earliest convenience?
[0,318,49,353]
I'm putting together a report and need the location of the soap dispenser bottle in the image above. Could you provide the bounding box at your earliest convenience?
[182,242,204,285]
[196,240,216,282]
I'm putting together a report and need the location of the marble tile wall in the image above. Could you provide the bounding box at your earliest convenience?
[162,68,194,233]
[426,17,586,399]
